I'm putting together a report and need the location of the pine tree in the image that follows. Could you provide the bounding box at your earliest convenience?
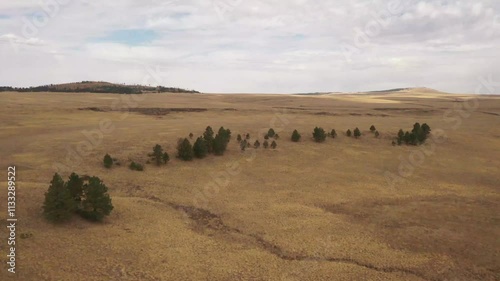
[397,129,404,142]
[162,152,170,164]
[43,173,76,223]
[263,140,269,149]
[240,139,247,151]
[346,129,352,137]
[103,153,113,168]
[291,129,301,142]
[374,131,380,138]
[203,126,215,153]
[79,176,113,222]
[267,128,275,138]
[313,127,327,142]
[152,144,164,166]
[237,134,242,143]
[246,133,250,140]
[193,137,208,158]
[271,140,277,149]
[189,132,194,139]
[274,134,279,140]
[254,140,261,148]
[129,161,144,171]
[421,123,431,135]
[213,133,228,155]
[177,138,194,161]
[370,125,376,132]
[331,129,337,138]
[354,127,361,138]
[66,173,83,202]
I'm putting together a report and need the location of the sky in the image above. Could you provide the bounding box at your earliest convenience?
[0,0,499,93]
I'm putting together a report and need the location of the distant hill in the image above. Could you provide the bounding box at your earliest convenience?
[294,87,448,96]
[0,81,200,94]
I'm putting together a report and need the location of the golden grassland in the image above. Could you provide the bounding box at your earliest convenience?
[0,89,499,281]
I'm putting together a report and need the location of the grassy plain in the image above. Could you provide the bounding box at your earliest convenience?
[0,88,499,280]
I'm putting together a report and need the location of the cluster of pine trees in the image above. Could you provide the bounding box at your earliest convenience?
[238,128,278,151]
[43,173,113,223]
[395,123,431,145]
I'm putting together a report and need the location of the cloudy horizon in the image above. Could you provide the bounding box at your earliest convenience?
[0,0,499,94]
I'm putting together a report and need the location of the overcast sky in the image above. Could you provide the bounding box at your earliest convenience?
[0,0,499,93]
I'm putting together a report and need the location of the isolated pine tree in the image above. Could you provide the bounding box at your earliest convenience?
[331,129,337,138]
[346,129,352,137]
[103,153,113,168]
[271,140,277,149]
[291,129,301,142]
[313,127,327,142]
[354,127,361,138]
[177,138,194,161]
[79,176,113,222]
[370,125,376,132]
[129,161,144,171]
[43,173,76,223]
[193,137,208,158]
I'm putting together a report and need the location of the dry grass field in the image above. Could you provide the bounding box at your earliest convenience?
[0,89,499,281]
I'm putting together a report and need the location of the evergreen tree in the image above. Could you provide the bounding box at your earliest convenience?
[43,173,76,223]
[274,134,279,140]
[203,126,215,153]
[291,129,301,142]
[193,137,208,158]
[264,134,269,140]
[79,176,113,222]
[189,132,194,139]
[246,133,251,140]
[213,133,228,155]
[370,125,376,132]
[397,129,405,142]
[313,127,327,142]
[240,139,247,151]
[421,123,431,135]
[237,134,242,143]
[177,138,194,161]
[267,128,276,138]
[254,140,261,148]
[152,144,164,166]
[331,129,337,138]
[218,127,231,143]
[66,173,83,202]
[346,129,352,137]
[103,153,113,168]
[271,140,277,149]
[263,140,269,149]
[374,131,380,138]
[162,152,170,164]
[354,127,361,138]
[129,161,144,171]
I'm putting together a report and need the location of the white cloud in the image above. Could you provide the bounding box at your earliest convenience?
[0,0,499,93]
